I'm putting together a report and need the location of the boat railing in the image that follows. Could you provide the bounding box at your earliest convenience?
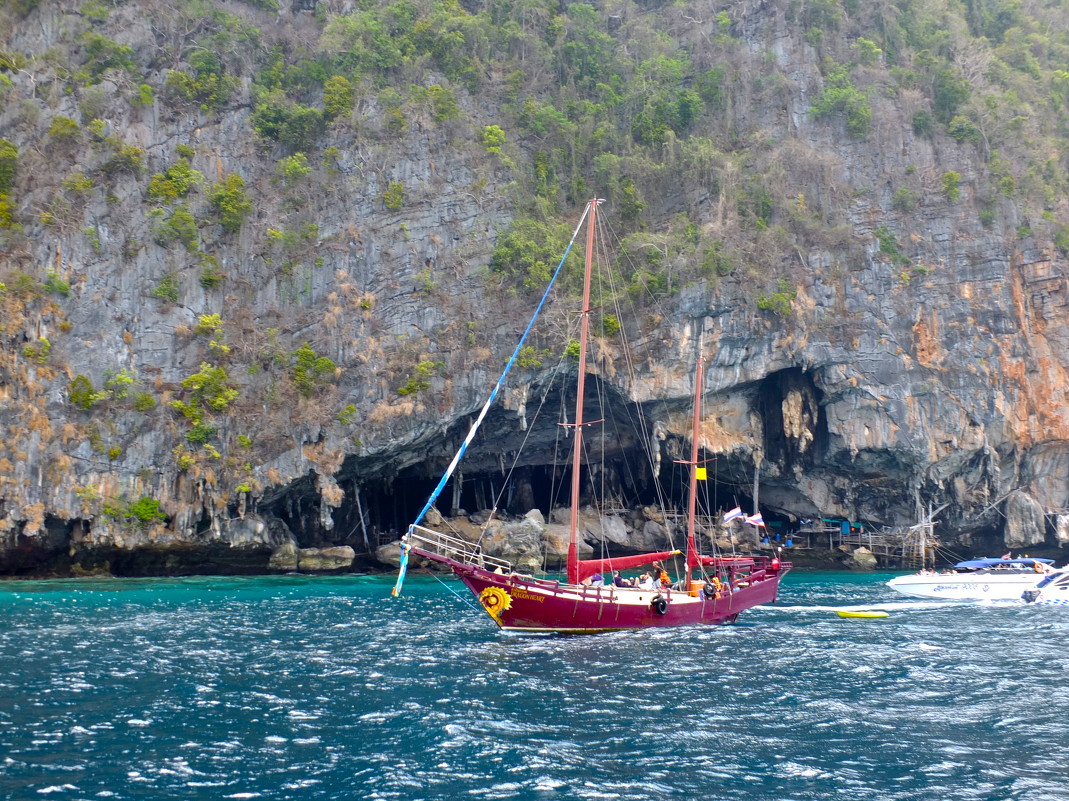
[407,525,515,574]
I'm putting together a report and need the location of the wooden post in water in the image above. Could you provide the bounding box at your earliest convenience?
[452,471,463,514]
[752,460,760,515]
[355,485,371,553]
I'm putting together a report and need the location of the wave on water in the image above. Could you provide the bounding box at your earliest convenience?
[1,572,1068,801]
[763,599,1008,611]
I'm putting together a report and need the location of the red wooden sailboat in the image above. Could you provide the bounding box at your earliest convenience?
[392,199,790,632]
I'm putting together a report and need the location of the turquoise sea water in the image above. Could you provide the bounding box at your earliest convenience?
[1,570,1067,801]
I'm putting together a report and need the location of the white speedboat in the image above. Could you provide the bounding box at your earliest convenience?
[887,557,1055,600]
[1022,569,1069,606]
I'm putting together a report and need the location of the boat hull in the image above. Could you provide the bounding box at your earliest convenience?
[441,558,786,632]
[886,574,1044,600]
[1022,571,1069,605]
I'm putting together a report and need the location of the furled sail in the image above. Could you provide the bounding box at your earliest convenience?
[573,551,682,583]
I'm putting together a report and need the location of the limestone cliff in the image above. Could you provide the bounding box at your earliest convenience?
[1,0,1068,575]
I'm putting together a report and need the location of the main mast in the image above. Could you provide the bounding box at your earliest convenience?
[566,198,599,585]
[684,355,704,588]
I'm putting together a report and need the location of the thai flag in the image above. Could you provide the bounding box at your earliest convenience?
[745,512,765,527]
[723,506,744,523]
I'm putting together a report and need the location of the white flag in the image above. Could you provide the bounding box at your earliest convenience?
[722,507,743,523]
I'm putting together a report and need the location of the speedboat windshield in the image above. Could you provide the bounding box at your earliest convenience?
[1035,571,1068,588]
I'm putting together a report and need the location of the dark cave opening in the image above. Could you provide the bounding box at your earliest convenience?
[345,442,762,543]
[0,516,74,576]
[367,460,644,534]
[756,367,828,471]
[255,370,827,551]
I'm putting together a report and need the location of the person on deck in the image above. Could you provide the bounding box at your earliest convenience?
[637,573,655,590]
[612,571,634,588]
[654,564,671,588]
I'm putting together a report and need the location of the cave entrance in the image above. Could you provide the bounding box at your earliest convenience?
[354,436,705,540]
[756,367,827,471]
[653,443,754,521]
[364,457,650,534]
[338,372,830,548]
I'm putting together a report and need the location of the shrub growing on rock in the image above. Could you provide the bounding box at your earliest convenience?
[208,174,252,233]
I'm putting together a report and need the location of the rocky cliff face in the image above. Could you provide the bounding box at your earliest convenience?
[1,0,1068,576]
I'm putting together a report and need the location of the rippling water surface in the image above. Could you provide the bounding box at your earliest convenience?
[1,570,1067,800]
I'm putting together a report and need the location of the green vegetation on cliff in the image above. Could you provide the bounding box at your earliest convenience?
[1,0,1069,549]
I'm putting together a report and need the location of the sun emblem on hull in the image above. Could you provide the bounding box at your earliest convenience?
[478,586,512,621]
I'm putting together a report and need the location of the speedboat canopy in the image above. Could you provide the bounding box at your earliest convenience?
[953,558,1053,569]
